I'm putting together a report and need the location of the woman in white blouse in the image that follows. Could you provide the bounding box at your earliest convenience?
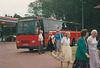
[60,32,72,68]
[87,29,100,68]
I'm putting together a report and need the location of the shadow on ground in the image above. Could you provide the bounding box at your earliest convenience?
[18,50,39,53]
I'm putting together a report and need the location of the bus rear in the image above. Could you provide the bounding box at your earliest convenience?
[16,17,40,51]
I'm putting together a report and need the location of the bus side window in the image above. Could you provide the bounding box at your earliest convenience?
[39,19,44,31]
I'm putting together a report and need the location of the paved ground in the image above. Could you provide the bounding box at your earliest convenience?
[0,42,69,68]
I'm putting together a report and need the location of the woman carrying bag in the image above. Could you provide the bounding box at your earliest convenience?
[59,32,72,68]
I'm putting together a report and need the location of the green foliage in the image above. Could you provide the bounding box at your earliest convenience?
[5,13,21,18]
[13,13,21,18]
[28,0,82,21]
[5,14,13,17]
[28,1,42,17]
[28,0,100,31]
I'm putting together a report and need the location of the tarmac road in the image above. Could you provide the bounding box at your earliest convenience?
[0,42,69,68]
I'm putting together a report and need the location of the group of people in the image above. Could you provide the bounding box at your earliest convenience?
[52,29,72,68]
[38,29,100,68]
[73,29,100,68]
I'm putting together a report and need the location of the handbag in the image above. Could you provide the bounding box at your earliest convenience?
[58,52,65,60]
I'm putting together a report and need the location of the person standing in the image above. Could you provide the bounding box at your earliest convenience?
[87,29,100,68]
[73,29,90,68]
[60,32,72,68]
[38,30,44,55]
[48,32,54,52]
[54,29,63,57]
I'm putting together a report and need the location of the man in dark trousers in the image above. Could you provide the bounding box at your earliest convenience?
[38,30,44,55]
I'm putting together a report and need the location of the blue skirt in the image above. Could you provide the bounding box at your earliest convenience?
[73,59,90,68]
[55,40,61,52]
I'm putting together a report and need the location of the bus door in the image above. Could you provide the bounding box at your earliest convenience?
[39,19,45,47]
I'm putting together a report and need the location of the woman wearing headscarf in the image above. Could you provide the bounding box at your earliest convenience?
[73,29,90,68]
[87,29,100,68]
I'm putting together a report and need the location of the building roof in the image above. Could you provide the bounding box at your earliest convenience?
[0,16,18,27]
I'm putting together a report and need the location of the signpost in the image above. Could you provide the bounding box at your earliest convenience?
[82,0,84,29]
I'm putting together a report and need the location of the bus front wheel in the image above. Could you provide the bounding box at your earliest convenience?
[29,48,33,52]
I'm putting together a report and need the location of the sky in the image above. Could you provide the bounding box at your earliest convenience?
[0,0,36,17]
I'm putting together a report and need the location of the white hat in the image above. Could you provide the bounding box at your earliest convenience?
[91,29,97,34]
[40,30,43,32]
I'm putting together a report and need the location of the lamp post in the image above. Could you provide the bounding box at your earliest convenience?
[82,0,84,29]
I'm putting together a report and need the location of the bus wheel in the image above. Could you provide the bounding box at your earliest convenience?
[29,48,33,52]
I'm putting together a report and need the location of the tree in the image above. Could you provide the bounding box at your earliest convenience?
[5,13,21,18]
[13,13,21,18]
[28,0,100,31]
[5,14,12,17]
[28,0,82,21]
[28,0,42,17]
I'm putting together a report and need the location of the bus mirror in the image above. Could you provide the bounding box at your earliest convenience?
[37,23,40,27]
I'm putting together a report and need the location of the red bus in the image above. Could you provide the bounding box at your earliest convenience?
[16,16,81,51]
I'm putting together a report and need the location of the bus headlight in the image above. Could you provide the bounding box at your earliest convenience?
[17,41,19,43]
[32,41,35,43]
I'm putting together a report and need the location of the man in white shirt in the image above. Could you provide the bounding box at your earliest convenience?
[38,30,44,55]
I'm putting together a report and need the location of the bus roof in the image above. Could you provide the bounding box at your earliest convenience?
[19,16,80,25]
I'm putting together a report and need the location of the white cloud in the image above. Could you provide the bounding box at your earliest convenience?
[0,0,36,17]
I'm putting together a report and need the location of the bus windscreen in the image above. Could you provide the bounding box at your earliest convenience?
[17,17,38,35]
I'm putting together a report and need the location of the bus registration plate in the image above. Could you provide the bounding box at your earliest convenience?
[23,44,28,46]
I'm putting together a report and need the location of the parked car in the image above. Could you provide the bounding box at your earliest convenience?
[5,35,16,42]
